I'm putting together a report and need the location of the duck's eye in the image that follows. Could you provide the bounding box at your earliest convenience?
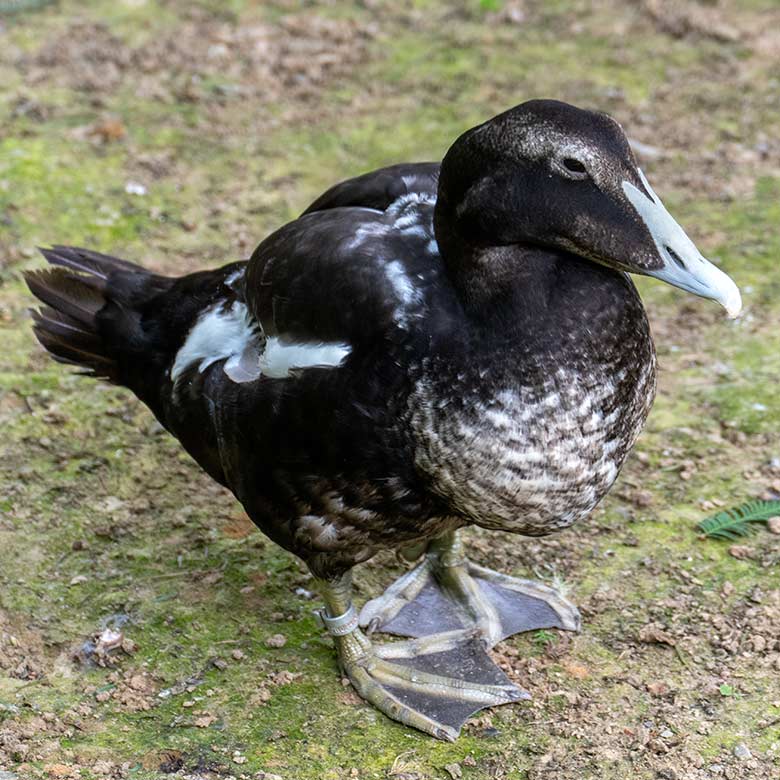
[561,157,588,177]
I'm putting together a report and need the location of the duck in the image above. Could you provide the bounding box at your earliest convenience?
[25,99,741,741]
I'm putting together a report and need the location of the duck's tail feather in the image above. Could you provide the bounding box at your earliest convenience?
[26,246,253,488]
[29,300,113,374]
[24,246,162,384]
[38,244,145,279]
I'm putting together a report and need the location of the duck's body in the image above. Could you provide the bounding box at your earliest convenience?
[26,101,739,740]
[30,171,656,576]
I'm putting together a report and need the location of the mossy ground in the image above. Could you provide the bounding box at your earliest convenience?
[1,1,779,778]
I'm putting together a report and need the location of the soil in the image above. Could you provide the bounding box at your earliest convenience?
[0,1,779,778]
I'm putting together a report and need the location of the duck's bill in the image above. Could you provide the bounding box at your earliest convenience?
[623,171,742,318]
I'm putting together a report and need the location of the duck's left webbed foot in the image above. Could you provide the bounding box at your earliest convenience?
[359,530,580,647]
[315,571,527,740]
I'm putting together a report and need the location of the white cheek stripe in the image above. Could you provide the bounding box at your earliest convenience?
[171,302,351,384]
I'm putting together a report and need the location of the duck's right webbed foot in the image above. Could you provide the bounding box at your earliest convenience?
[316,572,527,741]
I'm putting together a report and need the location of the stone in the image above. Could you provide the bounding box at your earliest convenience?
[265,633,287,648]
[732,743,752,760]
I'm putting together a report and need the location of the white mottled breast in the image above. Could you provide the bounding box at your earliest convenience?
[410,357,656,535]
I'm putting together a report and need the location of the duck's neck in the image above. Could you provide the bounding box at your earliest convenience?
[432,198,638,345]
[433,203,559,330]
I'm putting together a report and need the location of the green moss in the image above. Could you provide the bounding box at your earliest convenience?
[1,0,779,777]
[0,137,152,246]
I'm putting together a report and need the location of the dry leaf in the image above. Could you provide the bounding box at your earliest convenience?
[562,661,590,679]
[638,624,676,647]
[647,681,670,696]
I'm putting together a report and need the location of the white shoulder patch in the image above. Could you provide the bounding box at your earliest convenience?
[171,301,257,384]
[171,300,351,386]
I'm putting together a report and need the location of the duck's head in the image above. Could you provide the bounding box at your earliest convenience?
[436,99,741,317]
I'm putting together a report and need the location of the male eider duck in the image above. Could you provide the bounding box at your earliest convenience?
[26,99,741,741]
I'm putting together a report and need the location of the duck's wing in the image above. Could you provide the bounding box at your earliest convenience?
[244,193,449,355]
[240,161,443,353]
[302,163,440,214]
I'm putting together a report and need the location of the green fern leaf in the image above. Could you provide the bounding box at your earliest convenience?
[698,499,780,540]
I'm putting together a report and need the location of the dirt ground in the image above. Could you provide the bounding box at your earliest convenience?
[1,1,780,778]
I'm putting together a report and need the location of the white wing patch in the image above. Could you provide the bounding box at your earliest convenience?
[259,337,351,379]
[171,301,257,384]
[172,300,351,386]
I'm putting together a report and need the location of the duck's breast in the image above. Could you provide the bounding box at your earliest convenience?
[410,324,656,535]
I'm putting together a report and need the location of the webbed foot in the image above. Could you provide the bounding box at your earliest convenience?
[359,530,580,647]
[316,572,527,740]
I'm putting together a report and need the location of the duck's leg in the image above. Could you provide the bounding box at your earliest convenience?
[315,570,528,741]
[359,530,580,646]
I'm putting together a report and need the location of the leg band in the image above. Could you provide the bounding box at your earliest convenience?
[316,603,359,636]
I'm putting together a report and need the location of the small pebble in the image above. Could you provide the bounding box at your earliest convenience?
[231,649,245,661]
[732,743,751,760]
[444,763,462,779]
[265,633,287,648]
[125,181,147,196]
[767,516,780,535]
